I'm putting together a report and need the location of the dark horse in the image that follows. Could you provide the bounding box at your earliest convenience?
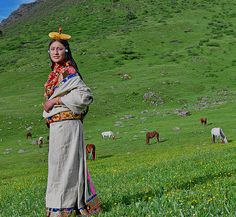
[146,130,159,144]
[26,131,32,139]
[200,117,207,125]
[86,144,96,160]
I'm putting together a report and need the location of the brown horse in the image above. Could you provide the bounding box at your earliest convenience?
[200,117,207,125]
[146,130,159,144]
[86,144,96,160]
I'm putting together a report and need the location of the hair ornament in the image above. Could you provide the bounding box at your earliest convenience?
[48,25,71,40]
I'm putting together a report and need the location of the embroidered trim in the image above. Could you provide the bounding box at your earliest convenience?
[53,73,78,91]
[46,207,77,217]
[86,194,97,203]
[86,195,101,215]
[48,111,82,124]
[47,207,74,212]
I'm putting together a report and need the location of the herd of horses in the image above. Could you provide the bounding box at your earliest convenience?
[86,117,228,160]
[26,116,227,160]
[144,117,228,145]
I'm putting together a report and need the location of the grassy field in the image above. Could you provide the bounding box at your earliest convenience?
[0,0,235,216]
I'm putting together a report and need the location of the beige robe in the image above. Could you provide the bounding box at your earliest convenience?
[43,75,93,209]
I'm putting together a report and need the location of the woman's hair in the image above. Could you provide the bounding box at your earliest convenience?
[48,39,83,79]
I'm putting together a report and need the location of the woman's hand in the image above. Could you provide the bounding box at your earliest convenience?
[44,97,60,112]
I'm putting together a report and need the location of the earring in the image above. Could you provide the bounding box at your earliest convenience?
[65,49,68,53]
[48,50,50,53]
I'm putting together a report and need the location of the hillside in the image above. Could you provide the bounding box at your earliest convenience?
[0,0,44,27]
[0,0,235,216]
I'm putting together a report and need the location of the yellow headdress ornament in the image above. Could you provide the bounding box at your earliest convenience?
[48,25,71,40]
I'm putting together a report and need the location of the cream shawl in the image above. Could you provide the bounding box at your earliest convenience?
[43,74,93,119]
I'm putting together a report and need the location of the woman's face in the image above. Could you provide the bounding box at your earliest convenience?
[49,41,66,63]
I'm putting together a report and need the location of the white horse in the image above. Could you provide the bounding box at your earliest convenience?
[211,128,228,144]
[101,131,115,139]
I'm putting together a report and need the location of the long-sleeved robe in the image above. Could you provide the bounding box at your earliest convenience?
[43,74,100,216]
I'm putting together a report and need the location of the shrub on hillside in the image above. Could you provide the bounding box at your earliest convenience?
[126,10,137,21]
[206,41,220,47]
[199,38,210,46]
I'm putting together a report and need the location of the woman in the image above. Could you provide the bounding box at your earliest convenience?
[43,27,100,217]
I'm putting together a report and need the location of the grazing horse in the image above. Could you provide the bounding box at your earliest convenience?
[200,117,207,125]
[211,128,228,144]
[101,131,115,139]
[86,144,96,160]
[26,131,32,139]
[146,130,159,144]
[38,137,43,148]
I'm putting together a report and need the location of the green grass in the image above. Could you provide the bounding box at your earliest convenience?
[0,0,236,216]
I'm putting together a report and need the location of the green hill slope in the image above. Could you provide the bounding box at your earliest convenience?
[0,0,235,216]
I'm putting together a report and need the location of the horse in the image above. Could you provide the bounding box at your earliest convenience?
[200,117,207,125]
[86,144,96,160]
[146,130,159,144]
[211,128,228,144]
[101,131,115,139]
[26,131,32,139]
[38,137,43,148]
